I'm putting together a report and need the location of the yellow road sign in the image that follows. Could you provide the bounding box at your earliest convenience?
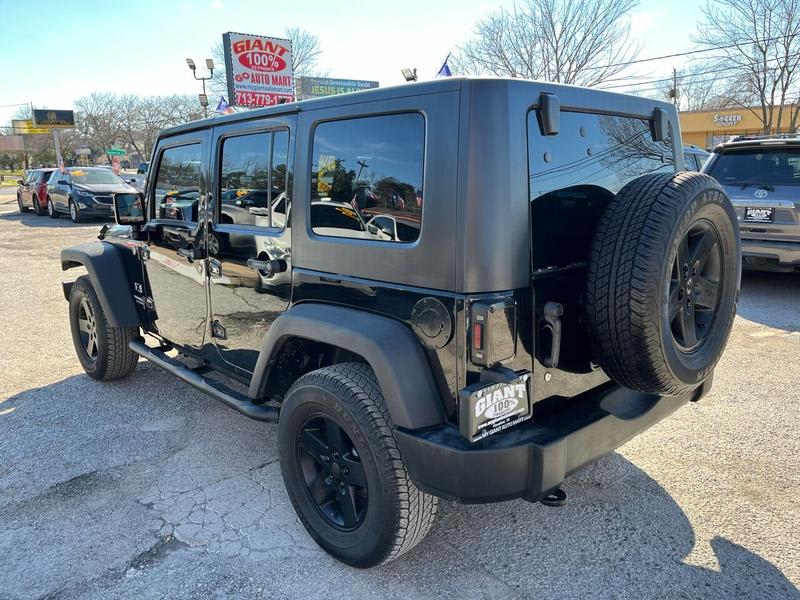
[11,120,50,135]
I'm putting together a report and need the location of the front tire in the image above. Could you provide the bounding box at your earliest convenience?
[69,199,81,223]
[278,362,437,567]
[32,195,46,216]
[68,276,139,380]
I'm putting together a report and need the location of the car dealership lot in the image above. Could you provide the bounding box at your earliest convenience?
[0,194,798,600]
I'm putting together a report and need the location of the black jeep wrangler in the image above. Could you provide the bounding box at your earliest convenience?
[61,78,741,567]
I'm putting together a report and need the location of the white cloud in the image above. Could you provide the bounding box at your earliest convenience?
[210,1,224,8]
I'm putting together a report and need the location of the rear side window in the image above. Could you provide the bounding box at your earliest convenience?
[706,147,800,186]
[310,113,424,242]
[153,144,202,222]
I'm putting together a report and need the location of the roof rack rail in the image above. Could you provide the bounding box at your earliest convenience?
[728,132,800,143]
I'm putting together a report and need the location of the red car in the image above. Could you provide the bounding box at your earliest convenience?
[17,168,55,216]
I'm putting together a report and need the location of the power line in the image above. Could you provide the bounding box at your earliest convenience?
[598,54,793,92]
[582,31,800,73]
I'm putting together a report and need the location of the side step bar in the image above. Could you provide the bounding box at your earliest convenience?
[129,339,279,422]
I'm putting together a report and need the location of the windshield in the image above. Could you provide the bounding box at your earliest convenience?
[706,147,800,186]
[69,169,124,185]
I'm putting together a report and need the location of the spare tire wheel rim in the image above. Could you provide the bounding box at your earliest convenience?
[668,218,723,353]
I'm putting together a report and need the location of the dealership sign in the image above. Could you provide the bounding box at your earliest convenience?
[32,109,75,129]
[297,77,379,100]
[222,32,294,108]
[713,113,742,127]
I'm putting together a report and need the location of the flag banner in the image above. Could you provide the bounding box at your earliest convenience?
[216,97,235,114]
[436,53,452,78]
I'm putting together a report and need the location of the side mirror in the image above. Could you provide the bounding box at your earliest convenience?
[114,193,145,225]
[17,179,24,185]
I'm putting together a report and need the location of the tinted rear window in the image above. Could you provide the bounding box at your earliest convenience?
[528,110,675,269]
[706,147,800,186]
[529,111,674,199]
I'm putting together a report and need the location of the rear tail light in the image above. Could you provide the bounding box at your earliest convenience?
[470,298,517,367]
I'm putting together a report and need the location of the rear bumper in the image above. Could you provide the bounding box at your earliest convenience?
[741,238,800,271]
[396,380,709,504]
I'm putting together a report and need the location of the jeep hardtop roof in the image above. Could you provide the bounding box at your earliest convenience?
[159,77,677,138]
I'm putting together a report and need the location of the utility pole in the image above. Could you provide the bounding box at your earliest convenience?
[672,67,679,109]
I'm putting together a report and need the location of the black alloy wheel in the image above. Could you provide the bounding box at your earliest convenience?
[297,415,368,530]
[76,296,99,362]
[278,362,437,567]
[668,219,723,353]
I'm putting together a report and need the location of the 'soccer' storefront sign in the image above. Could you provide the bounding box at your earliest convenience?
[713,113,743,127]
[223,32,294,107]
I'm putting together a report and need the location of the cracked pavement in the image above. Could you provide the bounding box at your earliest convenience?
[0,193,798,599]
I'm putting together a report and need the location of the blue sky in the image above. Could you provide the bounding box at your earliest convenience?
[1,0,697,125]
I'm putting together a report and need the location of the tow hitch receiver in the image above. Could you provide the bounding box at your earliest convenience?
[540,488,567,507]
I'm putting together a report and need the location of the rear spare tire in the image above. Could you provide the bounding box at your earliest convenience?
[586,172,740,396]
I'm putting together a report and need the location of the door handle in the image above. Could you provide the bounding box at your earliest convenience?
[246,258,287,274]
[177,246,204,260]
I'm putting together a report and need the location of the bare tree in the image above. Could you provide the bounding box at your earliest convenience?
[209,27,327,101]
[74,93,126,164]
[117,94,202,161]
[453,0,641,86]
[693,0,800,132]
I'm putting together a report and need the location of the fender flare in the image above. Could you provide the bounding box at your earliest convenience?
[61,241,141,328]
[249,303,446,430]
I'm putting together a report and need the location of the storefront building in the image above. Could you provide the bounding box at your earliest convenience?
[679,105,798,150]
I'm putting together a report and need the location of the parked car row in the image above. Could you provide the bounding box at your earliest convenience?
[16,167,141,223]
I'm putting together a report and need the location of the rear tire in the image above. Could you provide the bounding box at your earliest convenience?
[586,172,740,395]
[278,362,437,567]
[17,194,29,213]
[68,276,139,380]
[47,197,58,219]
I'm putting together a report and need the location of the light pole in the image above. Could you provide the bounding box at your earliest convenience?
[186,58,215,118]
[401,68,418,82]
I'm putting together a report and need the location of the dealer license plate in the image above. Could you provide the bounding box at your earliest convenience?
[744,206,774,223]
[458,374,531,442]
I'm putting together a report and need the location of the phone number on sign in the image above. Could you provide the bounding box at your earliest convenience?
[235,92,294,107]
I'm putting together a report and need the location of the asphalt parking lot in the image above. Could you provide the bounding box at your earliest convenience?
[0,188,798,600]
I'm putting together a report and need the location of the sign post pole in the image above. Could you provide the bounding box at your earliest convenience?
[52,129,62,168]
